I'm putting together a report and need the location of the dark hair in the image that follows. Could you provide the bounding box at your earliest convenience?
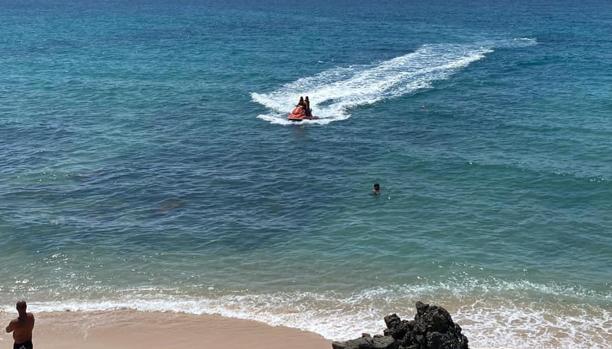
[16,300,26,311]
[373,183,380,190]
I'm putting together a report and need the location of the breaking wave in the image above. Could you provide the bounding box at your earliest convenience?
[5,277,609,349]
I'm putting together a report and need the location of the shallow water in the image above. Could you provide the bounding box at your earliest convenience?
[1,0,611,348]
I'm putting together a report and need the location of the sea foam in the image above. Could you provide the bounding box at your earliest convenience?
[4,278,608,349]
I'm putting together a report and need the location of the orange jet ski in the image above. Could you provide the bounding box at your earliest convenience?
[287,106,318,122]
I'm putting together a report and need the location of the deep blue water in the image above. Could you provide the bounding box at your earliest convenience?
[0,1,611,347]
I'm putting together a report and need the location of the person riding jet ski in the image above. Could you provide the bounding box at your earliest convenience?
[288,96,316,121]
[304,96,312,117]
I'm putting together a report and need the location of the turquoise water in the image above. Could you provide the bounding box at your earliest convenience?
[0,0,611,347]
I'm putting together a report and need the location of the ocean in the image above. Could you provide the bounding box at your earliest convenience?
[0,0,611,347]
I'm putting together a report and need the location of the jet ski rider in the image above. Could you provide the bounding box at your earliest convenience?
[293,96,312,117]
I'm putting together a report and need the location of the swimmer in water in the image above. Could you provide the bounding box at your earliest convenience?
[372,183,380,195]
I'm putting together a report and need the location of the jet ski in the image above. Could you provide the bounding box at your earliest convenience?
[287,106,318,122]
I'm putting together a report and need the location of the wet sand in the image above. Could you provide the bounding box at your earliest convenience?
[0,310,330,349]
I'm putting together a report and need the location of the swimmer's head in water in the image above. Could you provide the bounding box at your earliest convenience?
[373,183,380,192]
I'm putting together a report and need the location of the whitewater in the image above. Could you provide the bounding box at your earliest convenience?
[8,278,609,349]
[253,40,535,125]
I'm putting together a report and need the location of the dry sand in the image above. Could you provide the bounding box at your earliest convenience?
[0,310,330,349]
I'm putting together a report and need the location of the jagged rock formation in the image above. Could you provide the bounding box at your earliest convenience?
[331,302,468,349]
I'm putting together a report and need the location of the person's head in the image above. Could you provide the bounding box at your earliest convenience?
[305,96,309,101]
[373,183,380,192]
[16,300,27,314]
[299,96,304,102]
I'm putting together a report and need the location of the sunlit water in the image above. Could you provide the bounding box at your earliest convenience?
[0,1,611,348]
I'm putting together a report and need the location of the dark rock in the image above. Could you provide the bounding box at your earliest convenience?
[385,318,414,340]
[417,305,451,333]
[331,302,468,349]
[426,332,443,349]
[333,336,374,349]
[372,335,398,349]
[332,342,347,349]
[426,331,469,349]
[415,301,428,315]
[385,314,402,329]
[331,340,352,349]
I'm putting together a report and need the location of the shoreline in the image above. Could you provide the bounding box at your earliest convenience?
[0,310,330,349]
[0,300,608,349]
[0,307,607,349]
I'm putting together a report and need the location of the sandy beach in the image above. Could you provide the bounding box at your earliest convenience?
[0,311,330,349]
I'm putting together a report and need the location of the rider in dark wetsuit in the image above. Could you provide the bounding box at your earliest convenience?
[297,96,306,108]
[304,96,312,117]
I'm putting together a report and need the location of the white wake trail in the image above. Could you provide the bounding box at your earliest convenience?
[252,43,494,125]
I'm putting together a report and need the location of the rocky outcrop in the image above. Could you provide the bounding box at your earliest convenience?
[331,302,468,349]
